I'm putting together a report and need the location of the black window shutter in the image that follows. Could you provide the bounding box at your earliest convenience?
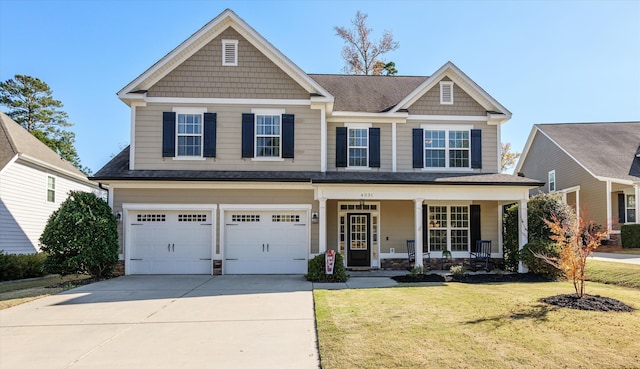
[369,127,380,168]
[422,204,429,251]
[336,127,347,168]
[162,112,176,157]
[241,113,254,158]
[282,114,295,159]
[471,129,482,169]
[412,128,424,168]
[203,113,217,158]
[470,204,481,250]
[618,193,626,223]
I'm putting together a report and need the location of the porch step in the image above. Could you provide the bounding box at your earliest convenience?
[347,267,378,272]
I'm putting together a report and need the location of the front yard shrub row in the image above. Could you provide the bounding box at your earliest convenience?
[0,252,47,281]
[621,224,640,248]
[305,253,348,282]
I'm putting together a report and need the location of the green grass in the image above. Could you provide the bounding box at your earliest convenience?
[0,274,90,310]
[315,282,640,369]
[585,260,640,289]
[608,249,640,255]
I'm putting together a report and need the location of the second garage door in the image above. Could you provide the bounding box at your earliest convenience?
[224,210,308,274]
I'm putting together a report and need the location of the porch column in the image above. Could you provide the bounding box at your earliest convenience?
[635,185,640,224]
[518,199,529,273]
[606,180,613,233]
[414,198,425,268]
[319,198,327,253]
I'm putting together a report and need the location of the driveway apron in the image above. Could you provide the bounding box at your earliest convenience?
[0,275,319,369]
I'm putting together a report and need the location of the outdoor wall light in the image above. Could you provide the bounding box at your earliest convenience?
[115,211,122,222]
[311,212,319,224]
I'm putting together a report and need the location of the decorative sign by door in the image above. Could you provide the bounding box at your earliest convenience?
[325,250,336,275]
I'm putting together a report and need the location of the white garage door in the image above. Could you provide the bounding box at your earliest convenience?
[128,211,212,274]
[224,210,308,274]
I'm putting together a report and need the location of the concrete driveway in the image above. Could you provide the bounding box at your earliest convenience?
[0,275,319,369]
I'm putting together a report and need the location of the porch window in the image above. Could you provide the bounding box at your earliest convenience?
[428,205,469,252]
[627,194,636,223]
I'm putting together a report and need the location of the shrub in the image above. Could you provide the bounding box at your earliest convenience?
[519,241,562,279]
[0,252,47,281]
[621,224,640,248]
[503,193,574,272]
[40,191,118,278]
[305,252,348,282]
[450,265,466,276]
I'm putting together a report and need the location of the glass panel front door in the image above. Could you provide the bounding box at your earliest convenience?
[348,214,370,267]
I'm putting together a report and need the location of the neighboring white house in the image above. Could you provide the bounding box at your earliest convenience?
[0,112,102,254]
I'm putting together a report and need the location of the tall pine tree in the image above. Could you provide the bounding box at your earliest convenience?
[0,75,90,174]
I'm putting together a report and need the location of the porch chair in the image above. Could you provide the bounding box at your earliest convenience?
[469,240,492,271]
[407,240,430,270]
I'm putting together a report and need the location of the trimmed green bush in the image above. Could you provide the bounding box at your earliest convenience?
[621,224,640,248]
[0,252,47,281]
[519,241,562,279]
[305,252,348,282]
[40,191,118,278]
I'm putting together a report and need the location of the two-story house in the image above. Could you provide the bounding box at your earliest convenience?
[93,9,541,275]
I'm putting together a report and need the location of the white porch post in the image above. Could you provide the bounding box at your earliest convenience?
[518,199,529,273]
[414,198,424,268]
[635,185,640,224]
[319,198,327,253]
[606,180,612,233]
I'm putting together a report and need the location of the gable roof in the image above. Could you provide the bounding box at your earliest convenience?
[309,74,428,113]
[0,112,90,182]
[516,122,640,183]
[392,61,511,119]
[118,9,332,104]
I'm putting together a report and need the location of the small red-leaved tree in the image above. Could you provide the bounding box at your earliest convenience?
[535,214,609,298]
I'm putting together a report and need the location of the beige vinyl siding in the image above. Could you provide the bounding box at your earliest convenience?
[476,201,500,253]
[147,27,308,99]
[325,122,393,172]
[0,160,97,254]
[113,188,318,254]
[396,121,498,173]
[379,200,414,254]
[407,77,486,116]
[133,103,321,171]
[520,132,608,227]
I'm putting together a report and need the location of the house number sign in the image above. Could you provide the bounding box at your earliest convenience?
[360,193,374,198]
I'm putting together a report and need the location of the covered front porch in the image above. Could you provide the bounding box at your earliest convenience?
[313,182,535,272]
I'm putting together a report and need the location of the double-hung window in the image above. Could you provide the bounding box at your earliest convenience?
[423,128,470,168]
[177,113,203,157]
[427,205,469,252]
[255,114,281,158]
[626,194,636,223]
[348,128,368,167]
[47,176,55,203]
[162,108,215,159]
[548,170,556,192]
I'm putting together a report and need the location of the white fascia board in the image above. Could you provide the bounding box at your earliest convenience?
[219,204,312,211]
[595,177,636,186]
[118,10,333,103]
[106,181,314,190]
[392,61,512,119]
[327,111,408,124]
[18,154,94,185]
[123,203,217,211]
[407,115,487,122]
[145,97,311,106]
[0,154,18,176]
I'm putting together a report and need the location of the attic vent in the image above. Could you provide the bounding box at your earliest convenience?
[222,39,238,66]
[440,81,454,105]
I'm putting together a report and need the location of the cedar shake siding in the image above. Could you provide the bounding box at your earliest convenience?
[519,133,608,227]
[147,28,309,99]
[112,188,319,254]
[407,77,487,116]
[133,104,321,171]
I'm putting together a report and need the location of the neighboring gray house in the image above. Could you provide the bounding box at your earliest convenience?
[516,122,640,240]
[0,112,101,254]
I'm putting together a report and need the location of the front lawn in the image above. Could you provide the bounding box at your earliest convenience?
[0,274,91,310]
[585,260,640,289]
[314,282,640,369]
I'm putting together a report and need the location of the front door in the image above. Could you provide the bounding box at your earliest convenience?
[347,213,370,267]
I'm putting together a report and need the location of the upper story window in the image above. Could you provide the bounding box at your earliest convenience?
[424,129,469,168]
[177,113,203,156]
[256,114,281,158]
[222,39,238,66]
[336,124,380,169]
[440,81,454,104]
[548,170,556,192]
[47,176,55,202]
[626,194,636,223]
[348,127,368,167]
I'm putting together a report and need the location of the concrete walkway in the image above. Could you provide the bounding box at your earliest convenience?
[0,275,319,369]
[590,252,640,265]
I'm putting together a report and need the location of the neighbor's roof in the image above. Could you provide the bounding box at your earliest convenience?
[523,122,640,182]
[309,74,428,113]
[0,112,89,181]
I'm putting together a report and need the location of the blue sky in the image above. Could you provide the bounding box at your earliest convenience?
[1,0,639,174]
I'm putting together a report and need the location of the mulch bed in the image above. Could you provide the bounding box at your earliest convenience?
[392,272,551,284]
[541,294,635,312]
[392,274,446,283]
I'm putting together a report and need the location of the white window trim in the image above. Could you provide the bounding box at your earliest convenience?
[172,107,206,159]
[440,81,454,105]
[222,39,238,66]
[46,175,56,203]
[252,108,285,159]
[345,123,371,169]
[625,193,636,223]
[548,170,556,192]
[421,124,472,170]
[427,205,470,255]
